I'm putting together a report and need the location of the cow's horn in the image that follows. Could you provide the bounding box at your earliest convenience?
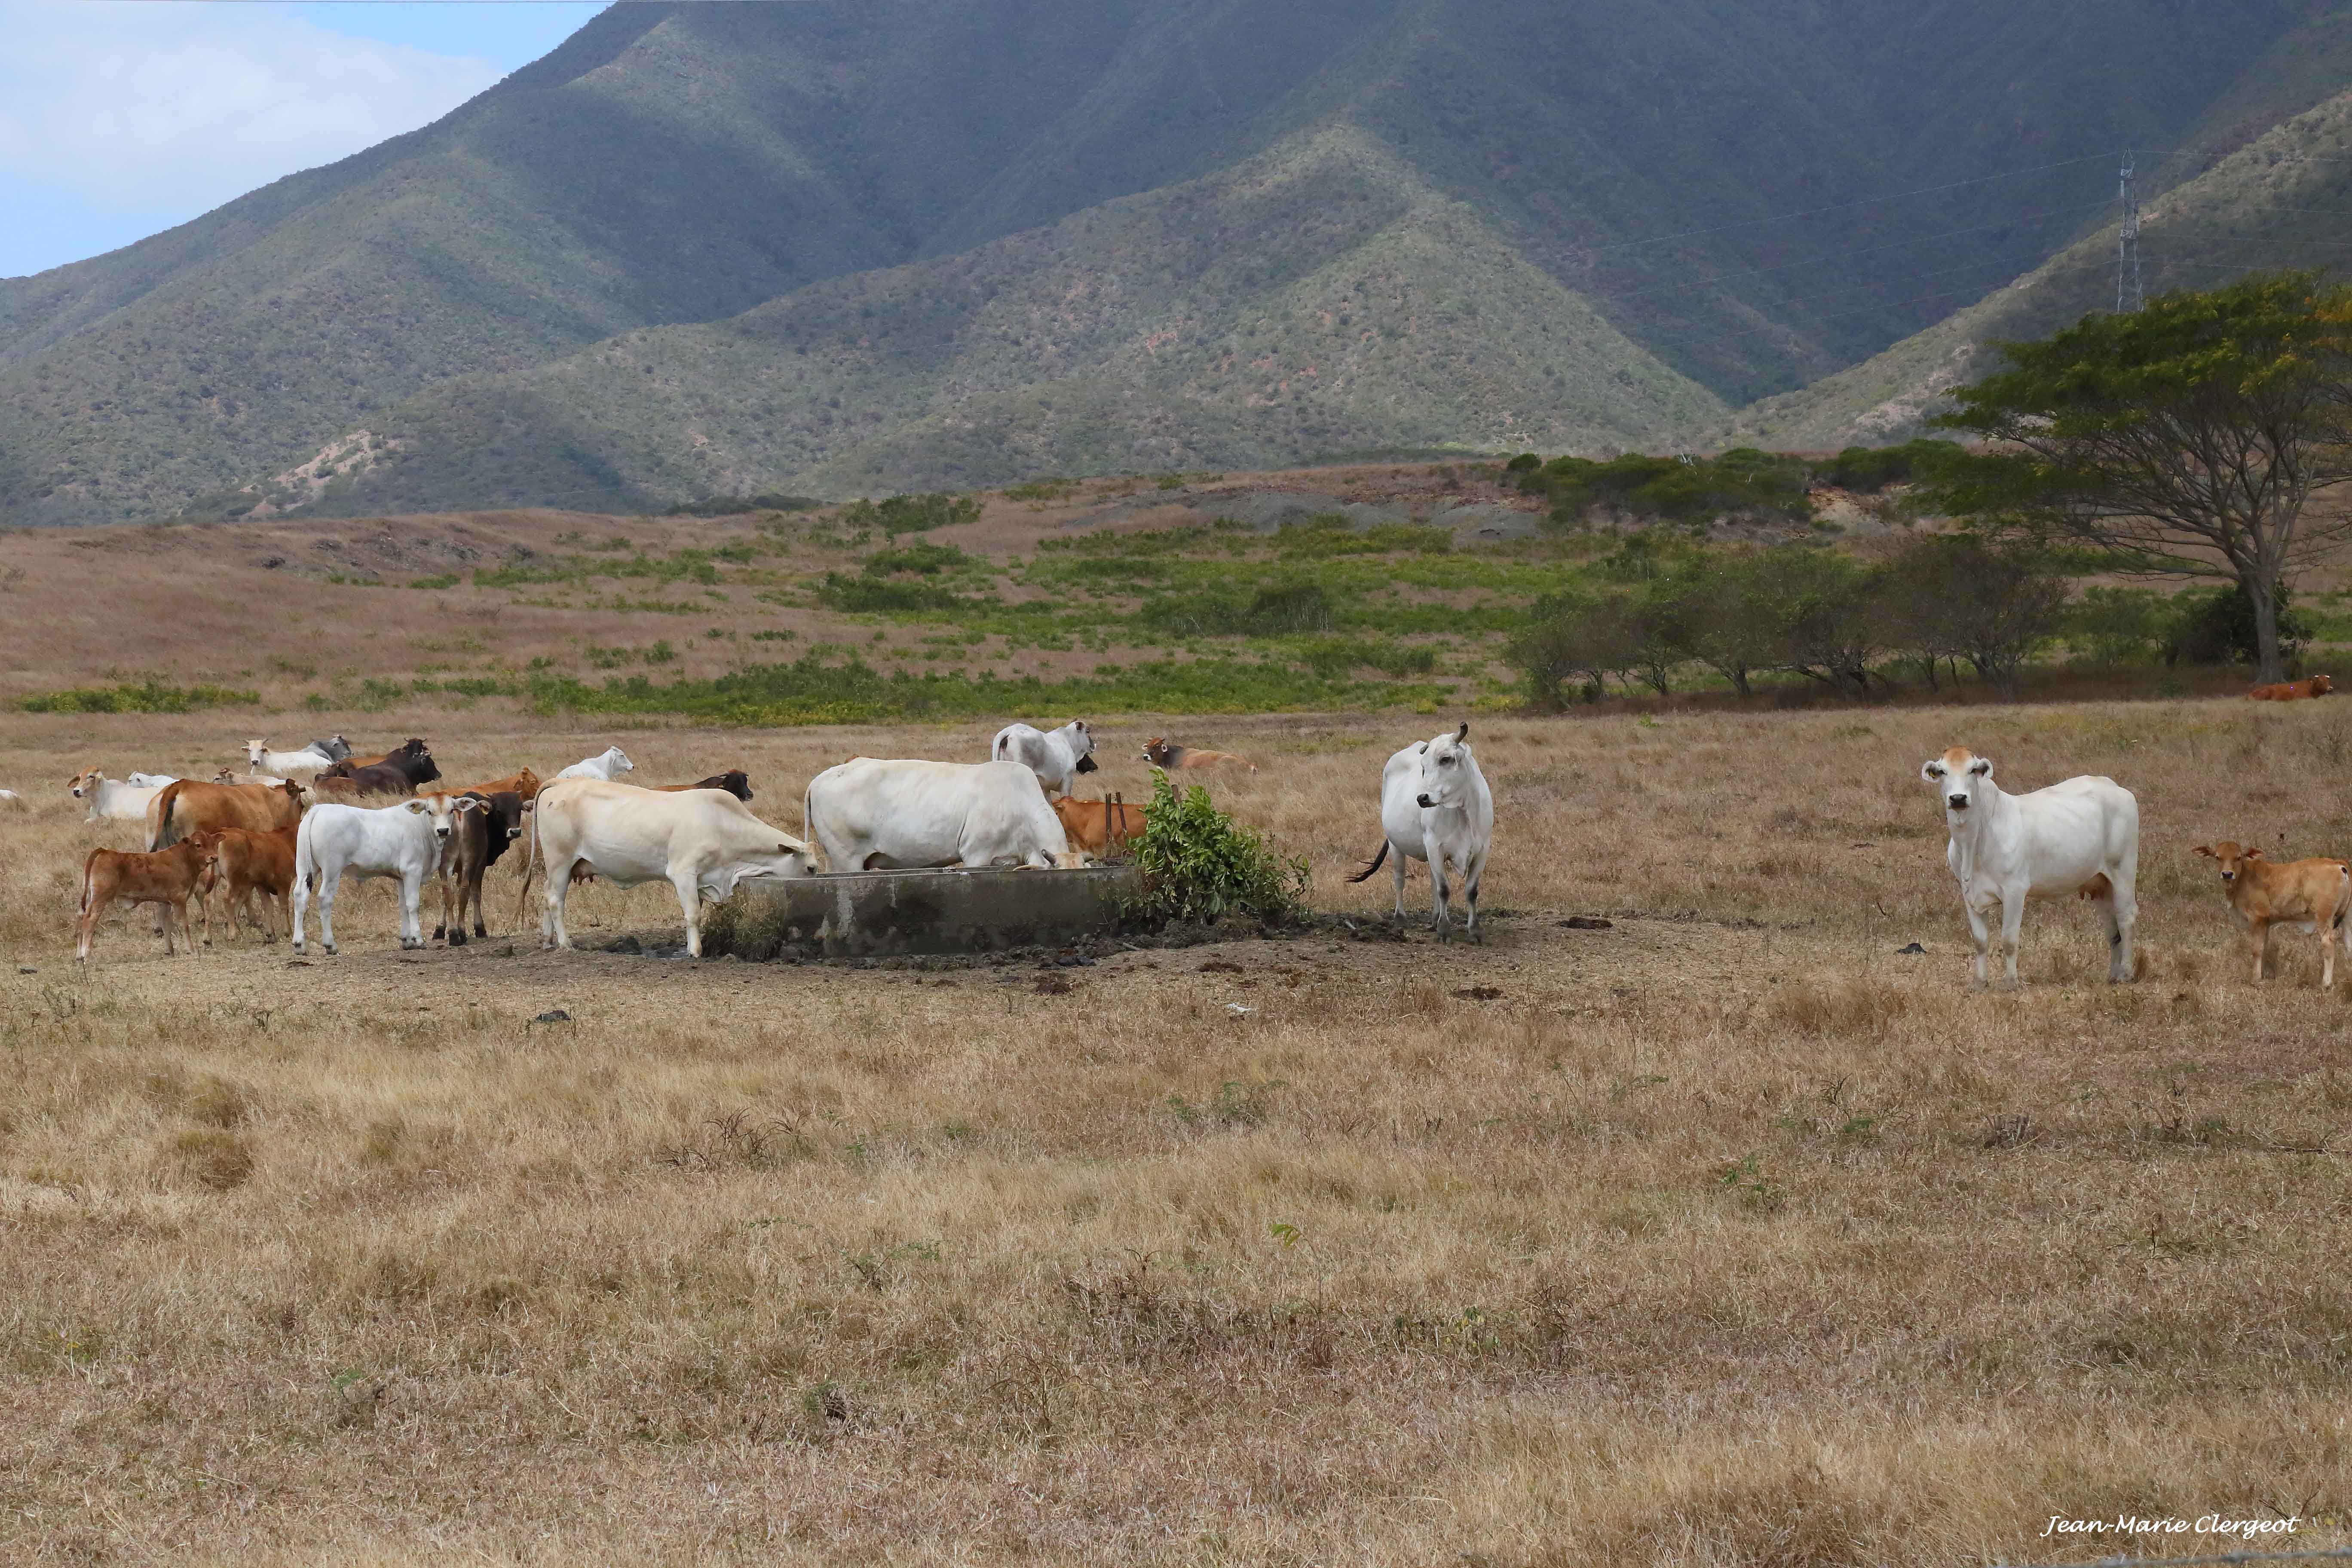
[1455,722,1470,743]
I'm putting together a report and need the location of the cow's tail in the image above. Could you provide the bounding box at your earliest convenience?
[148,779,189,851]
[2334,863,2351,931]
[78,851,100,918]
[512,801,543,930]
[1347,840,1391,884]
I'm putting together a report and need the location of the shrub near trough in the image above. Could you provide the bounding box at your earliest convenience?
[1128,769,1308,927]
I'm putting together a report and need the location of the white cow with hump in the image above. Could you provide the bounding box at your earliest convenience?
[68,769,168,825]
[294,793,478,955]
[1348,723,1494,940]
[1922,745,2138,988]
[532,780,815,958]
[557,746,634,781]
[804,758,1081,872]
[991,720,1097,795]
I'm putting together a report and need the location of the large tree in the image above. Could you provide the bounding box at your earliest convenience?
[1931,272,2352,683]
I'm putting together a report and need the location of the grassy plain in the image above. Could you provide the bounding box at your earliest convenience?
[4,688,2351,1564]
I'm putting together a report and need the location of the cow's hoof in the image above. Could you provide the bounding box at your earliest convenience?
[322,945,336,957]
[448,931,467,947]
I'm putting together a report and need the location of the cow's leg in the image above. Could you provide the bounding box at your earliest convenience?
[466,863,487,940]
[673,871,704,959]
[2251,919,2272,982]
[2324,917,2340,990]
[1997,893,2025,987]
[315,871,340,956]
[543,859,577,950]
[264,888,288,943]
[178,897,198,957]
[2106,859,2138,983]
[291,867,311,953]
[75,896,101,965]
[1390,846,1408,922]
[1464,848,1486,944]
[1963,895,1993,989]
[399,871,424,950]
[1430,851,1452,940]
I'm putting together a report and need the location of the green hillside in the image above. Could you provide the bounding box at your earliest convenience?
[1724,89,2352,450]
[0,0,2339,524]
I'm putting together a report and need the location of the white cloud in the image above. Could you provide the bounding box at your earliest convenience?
[0,0,503,211]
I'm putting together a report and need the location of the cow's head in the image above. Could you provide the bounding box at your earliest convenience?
[2192,841,2262,887]
[710,837,818,896]
[67,768,101,798]
[514,767,542,801]
[214,769,240,785]
[1415,723,1474,811]
[279,781,310,812]
[2315,674,2337,696]
[245,739,269,769]
[404,792,479,842]
[1140,737,1169,766]
[1065,719,1099,774]
[608,747,635,775]
[1921,747,1992,815]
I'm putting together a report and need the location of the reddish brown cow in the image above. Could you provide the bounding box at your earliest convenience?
[2249,674,2334,701]
[1052,793,1148,858]
[203,824,298,944]
[2192,841,2352,986]
[148,778,304,851]
[77,832,220,962]
[452,767,540,802]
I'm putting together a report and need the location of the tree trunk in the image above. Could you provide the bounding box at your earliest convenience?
[2248,573,2285,685]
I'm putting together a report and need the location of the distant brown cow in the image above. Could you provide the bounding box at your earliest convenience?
[1052,793,1148,858]
[306,775,364,802]
[323,738,439,796]
[1142,737,1256,773]
[203,824,298,943]
[654,770,753,802]
[148,778,303,851]
[77,832,219,963]
[453,767,541,802]
[2250,674,2334,701]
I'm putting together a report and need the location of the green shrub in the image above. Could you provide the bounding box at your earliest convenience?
[18,680,260,714]
[1129,770,1308,926]
[838,493,982,536]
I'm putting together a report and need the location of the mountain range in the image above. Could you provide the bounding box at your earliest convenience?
[3,0,2350,525]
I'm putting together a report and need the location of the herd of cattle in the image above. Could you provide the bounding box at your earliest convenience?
[34,703,2352,990]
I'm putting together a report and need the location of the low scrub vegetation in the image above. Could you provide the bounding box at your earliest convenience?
[16,680,260,714]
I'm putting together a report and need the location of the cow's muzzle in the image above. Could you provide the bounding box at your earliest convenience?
[1075,755,1099,775]
[1415,794,1434,809]
[1946,795,1969,810]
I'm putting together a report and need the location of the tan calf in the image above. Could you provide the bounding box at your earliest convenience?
[77,832,220,963]
[2192,841,2352,986]
[1141,737,1256,773]
[1052,793,1148,858]
[204,824,298,944]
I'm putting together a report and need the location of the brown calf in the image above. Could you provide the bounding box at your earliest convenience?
[2192,841,2352,986]
[77,832,219,963]
[203,824,298,944]
[1052,793,1148,858]
[2249,674,2334,701]
[1141,737,1256,773]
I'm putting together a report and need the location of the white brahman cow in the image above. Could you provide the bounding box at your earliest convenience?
[126,772,179,788]
[556,746,635,781]
[531,780,815,959]
[1922,745,2138,988]
[991,719,1098,795]
[245,738,336,780]
[68,769,168,825]
[293,793,477,956]
[803,758,1081,873]
[1348,723,1494,940]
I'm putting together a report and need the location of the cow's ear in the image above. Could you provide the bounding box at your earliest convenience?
[2192,845,2214,858]
[1920,759,1946,782]
[2245,847,2266,860]
[404,800,427,814]
[1968,756,1992,777]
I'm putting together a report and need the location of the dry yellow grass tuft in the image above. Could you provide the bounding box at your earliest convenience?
[2,696,2349,1561]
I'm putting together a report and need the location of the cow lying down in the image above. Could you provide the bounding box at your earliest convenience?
[530,781,815,959]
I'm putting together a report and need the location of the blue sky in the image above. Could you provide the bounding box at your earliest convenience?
[0,1,605,279]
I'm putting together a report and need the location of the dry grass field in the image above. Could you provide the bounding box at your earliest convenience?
[4,693,2352,1565]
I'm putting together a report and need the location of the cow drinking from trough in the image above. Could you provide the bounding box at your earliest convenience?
[803,759,1081,873]
[1922,747,2138,988]
[1348,723,1494,940]
[531,781,815,959]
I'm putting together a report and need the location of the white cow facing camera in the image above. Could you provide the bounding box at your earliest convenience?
[1350,723,1494,940]
[1922,746,2138,989]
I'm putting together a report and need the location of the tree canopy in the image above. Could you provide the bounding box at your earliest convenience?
[1928,271,2352,682]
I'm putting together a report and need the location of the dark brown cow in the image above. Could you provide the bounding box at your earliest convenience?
[324,738,440,796]
[434,790,529,944]
[77,832,220,962]
[653,770,753,802]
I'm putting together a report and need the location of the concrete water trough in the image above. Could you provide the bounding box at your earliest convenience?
[717,865,1139,958]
